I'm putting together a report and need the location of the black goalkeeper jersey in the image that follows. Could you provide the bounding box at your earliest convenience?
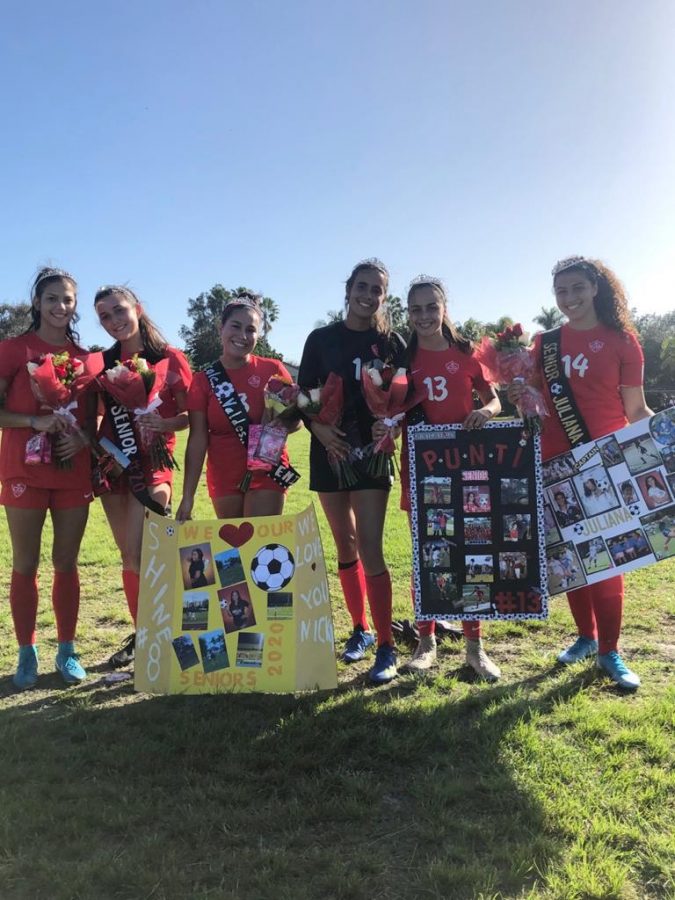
[299,322,406,489]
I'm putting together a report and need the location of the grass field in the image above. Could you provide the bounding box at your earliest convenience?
[0,429,674,900]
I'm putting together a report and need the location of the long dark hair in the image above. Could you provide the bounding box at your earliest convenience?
[27,267,80,343]
[94,285,168,364]
[552,256,636,333]
[404,278,472,368]
[344,258,390,335]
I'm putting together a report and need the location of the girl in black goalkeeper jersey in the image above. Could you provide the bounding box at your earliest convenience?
[299,258,405,684]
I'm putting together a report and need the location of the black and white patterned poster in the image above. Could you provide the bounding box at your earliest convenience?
[542,407,675,594]
[408,421,548,621]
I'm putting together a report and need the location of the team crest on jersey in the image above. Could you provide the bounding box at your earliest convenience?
[11,483,26,498]
[588,340,605,353]
[445,361,460,375]
[248,375,261,388]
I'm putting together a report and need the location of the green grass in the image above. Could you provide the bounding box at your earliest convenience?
[0,430,674,900]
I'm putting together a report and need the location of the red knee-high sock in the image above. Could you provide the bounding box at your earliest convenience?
[122,570,140,626]
[338,560,369,630]
[52,569,80,643]
[462,620,482,640]
[10,570,39,646]
[590,576,624,655]
[411,578,435,636]
[565,584,598,641]
[365,570,393,646]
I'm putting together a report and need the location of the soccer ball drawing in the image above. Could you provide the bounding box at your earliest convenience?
[250,544,296,591]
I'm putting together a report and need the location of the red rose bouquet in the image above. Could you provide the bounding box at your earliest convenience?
[360,363,425,477]
[26,350,99,468]
[297,372,357,488]
[475,324,547,437]
[100,354,177,471]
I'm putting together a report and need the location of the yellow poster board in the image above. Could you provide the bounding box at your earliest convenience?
[134,504,337,694]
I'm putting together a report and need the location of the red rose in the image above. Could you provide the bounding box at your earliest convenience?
[512,323,523,337]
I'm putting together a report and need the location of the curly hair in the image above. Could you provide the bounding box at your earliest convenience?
[553,258,636,333]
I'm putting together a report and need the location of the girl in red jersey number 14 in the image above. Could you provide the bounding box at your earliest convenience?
[520,257,653,690]
[0,268,98,689]
[394,276,502,679]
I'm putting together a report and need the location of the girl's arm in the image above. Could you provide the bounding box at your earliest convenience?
[620,385,653,424]
[0,377,68,434]
[175,410,208,522]
[463,385,501,429]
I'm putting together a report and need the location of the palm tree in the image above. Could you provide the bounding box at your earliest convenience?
[533,305,564,330]
[259,296,279,339]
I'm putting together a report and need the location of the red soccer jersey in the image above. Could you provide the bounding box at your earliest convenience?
[534,324,644,460]
[400,344,493,509]
[98,345,192,485]
[0,333,99,490]
[187,355,292,497]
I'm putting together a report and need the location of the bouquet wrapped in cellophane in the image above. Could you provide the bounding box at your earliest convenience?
[475,323,547,438]
[100,354,177,471]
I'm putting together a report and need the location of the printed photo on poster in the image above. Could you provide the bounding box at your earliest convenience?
[422,539,452,568]
[636,471,671,510]
[503,513,532,542]
[267,591,293,619]
[606,529,651,565]
[619,480,638,506]
[641,509,675,560]
[428,572,459,604]
[198,629,230,673]
[463,485,491,513]
[543,504,561,546]
[572,465,620,518]
[457,584,492,614]
[215,548,246,588]
[180,543,215,590]
[236,632,264,667]
[548,483,584,528]
[465,554,493,582]
[422,476,453,505]
[500,477,530,506]
[172,634,200,671]
[649,407,675,447]
[596,435,624,467]
[578,537,613,575]
[619,436,662,474]
[182,591,210,630]
[546,543,585,593]
[426,508,454,537]
[542,453,576,485]
[499,552,528,580]
[463,517,492,544]
[218,582,255,633]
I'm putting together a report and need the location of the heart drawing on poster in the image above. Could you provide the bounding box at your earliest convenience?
[218,522,255,548]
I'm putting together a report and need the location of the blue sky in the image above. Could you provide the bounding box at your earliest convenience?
[1,0,674,362]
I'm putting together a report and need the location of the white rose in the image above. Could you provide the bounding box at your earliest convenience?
[297,392,310,409]
[395,367,407,377]
[309,387,321,403]
[105,364,127,382]
[368,368,383,387]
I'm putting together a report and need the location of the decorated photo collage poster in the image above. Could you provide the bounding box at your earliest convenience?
[543,407,675,595]
[408,421,549,621]
[135,504,338,694]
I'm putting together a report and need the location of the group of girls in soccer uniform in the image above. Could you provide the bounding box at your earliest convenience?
[0,255,653,692]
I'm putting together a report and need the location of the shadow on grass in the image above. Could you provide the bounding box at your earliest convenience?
[0,664,602,900]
